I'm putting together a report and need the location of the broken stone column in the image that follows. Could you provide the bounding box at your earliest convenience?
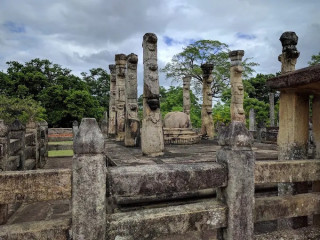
[72,118,106,240]
[125,53,140,147]
[0,120,9,225]
[141,33,164,156]
[201,64,214,139]
[108,64,117,138]
[183,75,192,128]
[277,31,309,229]
[229,50,245,123]
[115,54,127,142]
[249,108,255,131]
[217,55,254,238]
[269,92,275,127]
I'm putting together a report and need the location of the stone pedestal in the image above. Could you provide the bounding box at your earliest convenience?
[108,64,117,138]
[125,53,140,147]
[141,33,164,156]
[115,54,127,142]
[200,64,214,139]
[183,76,192,128]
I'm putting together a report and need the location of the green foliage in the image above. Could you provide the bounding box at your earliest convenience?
[308,52,320,66]
[212,101,230,124]
[1,59,109,127]
[0,95,46,124]
[161,40,258,99]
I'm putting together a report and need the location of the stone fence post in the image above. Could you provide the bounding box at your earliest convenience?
[72,118,106,239]
[39,121,48,168]
[72,120,79,138]
[10,120,26,170]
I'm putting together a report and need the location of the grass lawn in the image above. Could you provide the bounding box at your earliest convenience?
[48,150,74,157]
[48,141,73,145]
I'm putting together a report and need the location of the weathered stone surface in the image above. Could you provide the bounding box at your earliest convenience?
[108,64,117,138]
[163,128,201,145]
[217,121,255,240]
[72,118,106,240]
[0,169,71,204]
[108,162,227,204]
[200,63,214,139]
[183,75,192,128]
[163,112,190,128]
[255,193,320,222]
[141,33,164,156]
[229,50,245,123]
[73,118,104,154]
[72,120,79,138]
[0,218,70,240]
[255,159,320,183]
[269,93,275,127]
[254,226,320,240]
[115,54,127,142]
[125,53,140,147]
[249,108,255,131]
[313,94,320,159]
[107,200,227,240]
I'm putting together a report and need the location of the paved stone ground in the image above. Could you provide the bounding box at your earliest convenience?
[6,140,279,228]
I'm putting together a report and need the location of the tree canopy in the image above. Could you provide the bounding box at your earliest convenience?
[308,52,320,66]
[161,40,258,99]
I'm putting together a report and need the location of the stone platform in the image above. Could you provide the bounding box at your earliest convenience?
[163,128,201,145]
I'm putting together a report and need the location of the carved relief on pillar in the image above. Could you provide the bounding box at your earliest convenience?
[229,50,245,123]
[278,32,300,74]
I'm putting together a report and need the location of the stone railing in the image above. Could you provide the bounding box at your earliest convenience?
[0,118,320,239]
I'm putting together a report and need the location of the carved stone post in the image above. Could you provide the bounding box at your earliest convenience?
[101,112,108,139]
[108,64,117,138]
[183,75,192,128]
[0,120,9,225]
[277,32,309,229]
[10,120,26,170]
[39,120,48,168]
[125,53,140,147]
[141,33,164,156]
[201,64,214,139]
[229,50,245,123]
[26,120,38,169]
[72,120,79,138]
[269,92,275,127]
[249,108,255,131]
[115,54,127,142]
[72,118,106,239]
[217,51,254,239]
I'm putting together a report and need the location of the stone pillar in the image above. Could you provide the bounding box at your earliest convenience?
[141,33,164,156]
[269,92,275,127]
[26,120,39,169]
[183,76,192,128]
[125,53,140,147]
[39,121,48,168]
[277,31,309,229]
[72,120,79,138]
[249,108,255,131]
[229,50,245,123]
[72,118,106,239]
[108,64,117,138]
[0,120,9,225]
[115,54,127,142]
[101,112,108,139]
[10,120,26,170]
[201,64,214,139]
[217,53,254,238]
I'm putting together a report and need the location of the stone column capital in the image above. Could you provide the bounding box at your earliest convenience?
[109,64,116,74]
[229,50,245,66]
[279,31,300,59]
[200,63,214,74]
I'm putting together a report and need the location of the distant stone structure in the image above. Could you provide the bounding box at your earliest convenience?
[108,64,117,138]
[269,92,275,127]
[100,112,108,139]
[124,53,140,147]
[141,33,164,156]
[183,75,192,128]
[200,63,214,139]
[115,54,127,142]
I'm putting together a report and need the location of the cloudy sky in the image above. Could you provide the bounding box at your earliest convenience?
[0,0,319,94]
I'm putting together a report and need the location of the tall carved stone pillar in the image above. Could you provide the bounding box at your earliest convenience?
[277,31,309,229]
[269,92,275,127]
[141,33,164,156]
[115,54,127,142]
[201,64,214,139]
[183,76,192,128]
[108,64,117,138]
[229,50,245,123]
[125,53,140,147]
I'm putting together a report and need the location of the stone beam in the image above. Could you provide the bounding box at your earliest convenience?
[255,193,320,222]
[200,63,214,139]
[108,162,227,204]
[255,159,320,184]
[0,219,70,240]
[0,169,71,204]
[125,53,140,147]
[108,64,117,138]
[107,200,227,240]
[141,33,164,156]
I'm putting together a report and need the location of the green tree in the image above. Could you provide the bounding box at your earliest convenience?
[161,40,258,99]
[308,52,320,66]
